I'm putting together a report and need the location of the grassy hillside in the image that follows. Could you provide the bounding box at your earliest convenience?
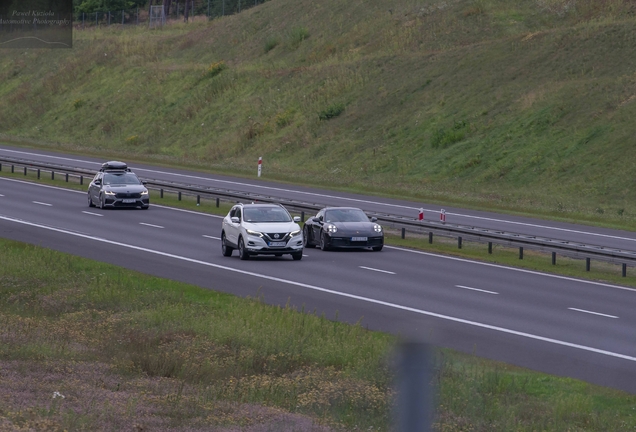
[2,0,636,220]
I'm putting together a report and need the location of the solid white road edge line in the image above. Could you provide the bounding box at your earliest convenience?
[455,285,499,295]
[140,223,164,229]
[82,211,103,217]
[1,214,635,363]
[33,201,52,206]
[359,266,396,275]
[568,308,619,319]
[3,149,635,243]
[2,175,635,294]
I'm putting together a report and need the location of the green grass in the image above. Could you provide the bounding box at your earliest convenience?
[2,238,636,430]
[1,0,636,227]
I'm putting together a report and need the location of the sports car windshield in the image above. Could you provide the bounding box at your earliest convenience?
[325,209,370,223]
[244,207,292,223]
[103,172,142,186]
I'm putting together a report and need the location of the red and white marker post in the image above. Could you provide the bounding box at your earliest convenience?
[418,208,424,221]
[440,209,446,223]
[257,156,262,177]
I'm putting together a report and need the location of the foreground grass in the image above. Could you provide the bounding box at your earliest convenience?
[1,240,636,430]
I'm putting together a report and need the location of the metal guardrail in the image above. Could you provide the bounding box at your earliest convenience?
[2,156,636,271]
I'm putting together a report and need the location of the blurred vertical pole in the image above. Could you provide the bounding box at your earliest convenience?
[207,0,210,18]
[397,341,433,432]
[222,0,225,16]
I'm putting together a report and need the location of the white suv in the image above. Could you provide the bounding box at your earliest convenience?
[221,203,304,260]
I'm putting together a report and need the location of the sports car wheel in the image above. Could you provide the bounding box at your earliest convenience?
[303,226,315,248]
[88,193,95,207]
[319,232,330,251]
[372,245,383,252]
[238,237,250,260]
[221,232,233,257]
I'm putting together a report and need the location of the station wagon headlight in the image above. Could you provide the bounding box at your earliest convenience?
[246,229,264,238]
[141,189,148,195]
[374,224,382,232]
[326,224,338,233]
[104,190,116,195]
[290,229,301,237]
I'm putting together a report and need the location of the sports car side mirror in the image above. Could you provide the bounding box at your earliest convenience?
[231,217,240,224]
[312,217,321,223]
[370,217,377,222]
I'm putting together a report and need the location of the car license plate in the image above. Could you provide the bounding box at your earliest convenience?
[269,241,286,247]
[122,199,136,203]
[351,237,368,242]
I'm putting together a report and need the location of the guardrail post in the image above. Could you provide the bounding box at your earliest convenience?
[0,163,2,171]
[24,167,27,176]
[160,189,164,198]
[519,247,523,260]
[552,252,556,265]
[65,173,69,182]
[586,257,590,271]
[488,242,492,254]
[178,191,182,201]
[428,232,433,244]
[11,165,14,173]
[401,228,406,239]
[458,236,462,249]
[80,175,83,185]
[37,169,40,179]
[216,197,220,207]
[301,211,305,222]
[197,195,200,206]
[51,171,54,180]
[623,263,627,277]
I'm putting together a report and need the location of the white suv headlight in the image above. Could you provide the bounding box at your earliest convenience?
[290,229,301,237]
[246,229,264,238]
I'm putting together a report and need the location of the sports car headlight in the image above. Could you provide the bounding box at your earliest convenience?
[325,224,338,233]
[246,229,264,238]
[104,190,116,196]
[374,224,383,232]
[290,229,301,237]
[141,189,148,195]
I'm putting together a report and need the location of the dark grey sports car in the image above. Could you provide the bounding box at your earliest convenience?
[303,207,383,251]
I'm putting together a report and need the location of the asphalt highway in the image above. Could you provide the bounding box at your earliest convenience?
[2,144,636,252]
[1,176,636,393]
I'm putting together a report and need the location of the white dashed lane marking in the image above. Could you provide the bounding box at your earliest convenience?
[203,235,221,240]
[82,211,103,217]
[359,266,395,275]
[568,308,618,319]
[455,285,499,295]
[33,201,52,206]
[140,223,164,229]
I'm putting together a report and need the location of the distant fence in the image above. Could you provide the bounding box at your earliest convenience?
[71,0,267,29]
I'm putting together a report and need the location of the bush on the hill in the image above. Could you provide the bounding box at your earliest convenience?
[318,103,345,120]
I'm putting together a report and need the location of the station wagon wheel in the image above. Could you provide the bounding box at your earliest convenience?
[88,193,95,208]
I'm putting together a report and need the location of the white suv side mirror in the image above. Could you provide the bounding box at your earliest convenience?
[231,216,240,224]
[293,216,301,222]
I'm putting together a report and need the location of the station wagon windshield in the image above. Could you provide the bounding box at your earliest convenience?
[103,172,142,185]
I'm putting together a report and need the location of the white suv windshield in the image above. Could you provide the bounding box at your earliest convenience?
[244,207,292,223]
